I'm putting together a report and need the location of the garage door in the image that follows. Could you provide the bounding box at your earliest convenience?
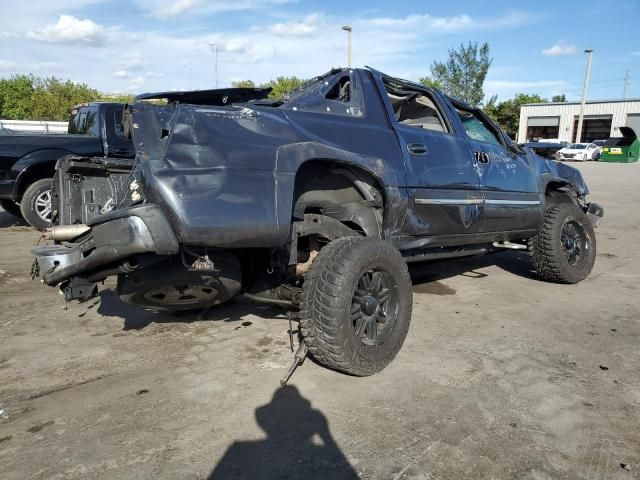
[573,115,612,143]
[627,114,640,136]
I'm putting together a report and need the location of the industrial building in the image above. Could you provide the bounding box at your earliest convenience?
[518,98,640,143]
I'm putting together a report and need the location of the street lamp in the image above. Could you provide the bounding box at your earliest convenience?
[213,43,219,88]
[576,49,593,143]
[341,25,352,68]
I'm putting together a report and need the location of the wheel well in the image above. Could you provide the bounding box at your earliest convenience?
[292,160,385,237]
[16,164,56,200]
[545,181,579,207]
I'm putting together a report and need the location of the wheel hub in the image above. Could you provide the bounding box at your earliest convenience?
[351,269,398,346]
[142,284,219,305]
[561,220,586,266]
[34,190,52,222]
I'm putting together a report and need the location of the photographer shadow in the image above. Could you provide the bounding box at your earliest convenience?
[209,385,358,480]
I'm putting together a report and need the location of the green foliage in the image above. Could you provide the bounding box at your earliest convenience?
[260,76,306,99]
[231,80,256,88]
[30,77,99,121]
[0,74,101,121]
[551,94,567,102]
[98,93,135,104]
[429,42,492,107]
[484,93,547,136]
[418,76,443,90]
[0,75,36,120]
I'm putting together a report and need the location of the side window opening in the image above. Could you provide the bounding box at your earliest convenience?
[113,109,128,139]
[457,108,502,146]
[384,86,448,133]
[325,75,351,103]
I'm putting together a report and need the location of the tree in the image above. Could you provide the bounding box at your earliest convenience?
[30,77,99,121]
[260,76,306,99]
[231,80,256,88]
[429,42,492,107]
[418,76,443,90]
[0,75,36,120]
[551,94,567,102]
[484,93,547,136]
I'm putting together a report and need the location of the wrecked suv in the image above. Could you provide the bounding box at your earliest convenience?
[32,68,603,379]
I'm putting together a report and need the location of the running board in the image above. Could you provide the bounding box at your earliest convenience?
[492,241,527,250]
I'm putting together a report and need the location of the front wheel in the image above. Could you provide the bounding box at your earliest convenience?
[20,178,53,230]
[300,237,413,376]
[528,203,596,283]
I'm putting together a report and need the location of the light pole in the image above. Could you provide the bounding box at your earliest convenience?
[575,49,593,143]
[213,43,219,88]
[341,25,352,68]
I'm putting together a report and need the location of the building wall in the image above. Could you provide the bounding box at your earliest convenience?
[518,100,640,143]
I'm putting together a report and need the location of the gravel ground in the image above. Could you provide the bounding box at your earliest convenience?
[0,161,638,479]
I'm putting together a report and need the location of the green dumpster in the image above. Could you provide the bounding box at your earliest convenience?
[600,127,639,163]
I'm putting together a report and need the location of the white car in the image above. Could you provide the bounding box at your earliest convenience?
[555,142,600,161]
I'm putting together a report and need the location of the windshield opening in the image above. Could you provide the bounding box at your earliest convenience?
[569,143,587,149]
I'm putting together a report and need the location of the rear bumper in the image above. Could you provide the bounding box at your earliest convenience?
[32,204,178,286]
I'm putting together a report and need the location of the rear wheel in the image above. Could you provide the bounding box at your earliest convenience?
[117,253,242,312]
[300,237,412,376]
[20,179,53,230]
[528,203,596,283]
[0,199,23,218]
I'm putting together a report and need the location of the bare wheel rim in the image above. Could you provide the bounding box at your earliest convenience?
[34,189,52,222]
[142,285,219,306]
[561,219,587,266]
[351,269,399,347]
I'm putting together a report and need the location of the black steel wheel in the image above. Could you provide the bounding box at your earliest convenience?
[300,236,412,376]
[528,203,596,283]
[118,253,242,312]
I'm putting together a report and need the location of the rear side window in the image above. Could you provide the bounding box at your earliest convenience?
[457,109,502,146]
[68,110,87,134]
[112,109,127,139]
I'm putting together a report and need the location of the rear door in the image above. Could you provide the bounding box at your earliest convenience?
[455,106,541,233]
[104,105,134,158]
[381,85,483,237]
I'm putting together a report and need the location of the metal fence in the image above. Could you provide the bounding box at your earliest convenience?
[0,119,68,134]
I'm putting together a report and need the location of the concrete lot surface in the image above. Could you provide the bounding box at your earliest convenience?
[0,162,638,479]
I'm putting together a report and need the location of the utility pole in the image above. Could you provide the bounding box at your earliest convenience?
[213,43,219,88]
[576,49,593,144]
[624,70,629,99]
[342,25,352,68]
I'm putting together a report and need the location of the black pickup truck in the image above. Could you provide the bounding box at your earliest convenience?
[0,102,134,229]
[33,68,603,379]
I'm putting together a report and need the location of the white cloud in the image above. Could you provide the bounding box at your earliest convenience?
[364,10,528,34]
[631,51,640,57]
[542,41,576,57]
[135,0,293,17]
[128,76,145,90]
[269,13,321,37]
[27,15,107,46]
[0,60,18,71]
[113,70,129,78]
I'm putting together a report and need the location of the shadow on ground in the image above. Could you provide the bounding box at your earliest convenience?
[96,289,285,330]
[410,250,535,291]
[0,210,29,228]
[209,385,358,480]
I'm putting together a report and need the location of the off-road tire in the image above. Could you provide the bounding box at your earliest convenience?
[117,253,242,312]
[20,178,53,230]
[300,236,413,376]
[528,203,596,283]
[0,199,23,218]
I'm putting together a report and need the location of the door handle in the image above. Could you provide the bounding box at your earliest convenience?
[474,151,490,163]
[113,148,130,155]
[407,143,428,155]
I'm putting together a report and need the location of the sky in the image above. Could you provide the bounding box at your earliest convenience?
[0,0,639,101]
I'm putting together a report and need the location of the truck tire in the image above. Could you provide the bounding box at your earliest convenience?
[528,203,596,283]
[300,236,413,376]
[117,253,242,312]
[0,199,23,219]
[20,178,53,230]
